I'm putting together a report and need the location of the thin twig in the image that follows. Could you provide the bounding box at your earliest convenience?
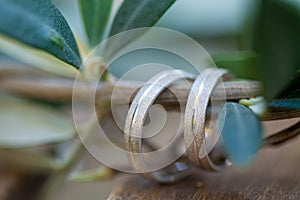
[1,76,299,121]
[0,76,262,102]
[262,107,300,121]
[264,121,300,147]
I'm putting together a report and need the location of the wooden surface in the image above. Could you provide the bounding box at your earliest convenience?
[0,173,20,200]
[108,126,300,200]
[0,173,46,200]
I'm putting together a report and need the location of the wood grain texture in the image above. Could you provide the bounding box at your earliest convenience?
[108,136,300,200]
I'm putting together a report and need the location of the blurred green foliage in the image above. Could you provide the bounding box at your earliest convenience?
[254,0,300,101]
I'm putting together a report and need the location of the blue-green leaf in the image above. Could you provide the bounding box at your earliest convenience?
[106,0,176,59]
[218,102,263,167]
[110,0,177,36]
[254,0,300,101]
[270,98,300,110]
[0,0,81,68]
[78,0,112,47]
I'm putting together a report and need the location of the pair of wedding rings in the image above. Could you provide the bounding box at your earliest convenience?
[123,68,232,183]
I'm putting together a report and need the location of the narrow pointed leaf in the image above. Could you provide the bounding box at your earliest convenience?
[218,102,262,167]
[0,0,81,68]
[106,0,176,58]
[0,34,79,78]
[110,0,176,36]
[79,0,112,47]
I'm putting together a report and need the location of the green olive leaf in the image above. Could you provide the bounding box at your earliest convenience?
[212,51,261,80]
[78,0,112,48]
[218,102,263,167]
[106,0,176,59]
[0,0,81,68]
[254,0,300,101]
[0,95,75,148]
[110,0,176,36]
[0,34,79,78]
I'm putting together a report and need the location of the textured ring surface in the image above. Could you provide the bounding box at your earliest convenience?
[124,69,195,183]
[184,68,232,171]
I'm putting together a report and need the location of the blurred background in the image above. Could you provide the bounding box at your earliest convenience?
[0,0,279,199]
[55,0,257,79]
